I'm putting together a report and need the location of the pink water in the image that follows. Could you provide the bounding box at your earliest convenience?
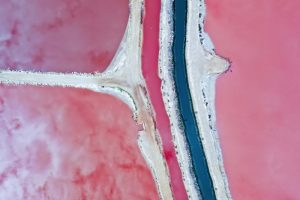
[0,0,188,198]
[205,0,300,199]
[0,0,128,73]
[0,86,159,199]
[142,0,188,199]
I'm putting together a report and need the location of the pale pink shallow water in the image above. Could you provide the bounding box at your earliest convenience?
[0,86,159,200]
[0,0,128,73]
[142,0,188,199]
[205,1,300,199]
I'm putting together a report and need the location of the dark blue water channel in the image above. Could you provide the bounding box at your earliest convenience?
[172,0,216,199]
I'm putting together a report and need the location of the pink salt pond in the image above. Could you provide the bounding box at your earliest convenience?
[0,86,159,199]
[205,0,300,199]
[0,0,129,73]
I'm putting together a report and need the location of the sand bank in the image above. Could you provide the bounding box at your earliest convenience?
[186,0,231,199]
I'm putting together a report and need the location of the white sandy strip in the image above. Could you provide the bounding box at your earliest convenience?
[0,0,173,199]
[0,70,138,117]
[159,0,201,199]
[186,0,232,199]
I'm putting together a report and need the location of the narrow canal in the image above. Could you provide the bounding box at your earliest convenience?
[172,0,216,199]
